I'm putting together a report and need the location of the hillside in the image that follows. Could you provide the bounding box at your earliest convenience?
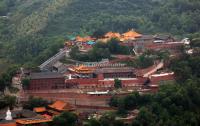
[0,0,200,68]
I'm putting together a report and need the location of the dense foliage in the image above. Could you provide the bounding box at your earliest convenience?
[114,79,122,89]
[0,1,199,125]
[0,65,18,91]
[69,38,130,62]
[21,78,30,90]
[85,112,125,126]
[0,95,17,109]
[23,96,49,110]
[109,54,200,126]
[51,112,78,126]
[121,50,170,69]
[0,0,200,70]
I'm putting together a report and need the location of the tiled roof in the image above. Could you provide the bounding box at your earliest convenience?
[15,117,52,125]
[135,35,154,41]
[122,30,142,38]
[76,36,95,42]
[95,67,135,74]
[105,32,121,38]
[48,101,66,111]
[33,107,46,113]
[48,101,74,111]
[71,65,96,74]
[0,123,16,126]
[120,36,135,41]
[47,110,60,115]
[154,34,172,40]
[30,72,64,79]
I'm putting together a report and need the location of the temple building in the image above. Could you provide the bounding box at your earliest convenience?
[104,32,121,39]
[33,107,47,114]
[75,36,95,42]
[95,67,136,79]
[0,109,51,126]
[47,100,75,115]
[29,72,65,90]
[120,30,142,41]
[0,101,76,126]
[68,65,96,78]
[64,67,144,90]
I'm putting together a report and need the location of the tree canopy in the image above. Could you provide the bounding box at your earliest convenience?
[69,38,130,62]
[1,0,200,68]
[23,96,49,110]
[52,111,78,126]
[109,54,200,126]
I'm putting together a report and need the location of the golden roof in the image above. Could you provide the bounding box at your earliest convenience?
[120,36,135,42]
[76,36,95,42]
[122,30,142,38]
[74,65,96,73]
[104,32,121,38]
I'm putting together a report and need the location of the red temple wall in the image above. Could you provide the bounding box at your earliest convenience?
[150,74,175,84]
[29,78,65,90]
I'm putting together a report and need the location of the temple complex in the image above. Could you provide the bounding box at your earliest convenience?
[6,29,190,126]
[0,101,75,126]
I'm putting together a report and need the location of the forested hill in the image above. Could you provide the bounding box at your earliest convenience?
[0,0,200,67]
[4,0,200,36]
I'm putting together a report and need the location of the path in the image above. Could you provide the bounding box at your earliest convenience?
[39,48,70,71]
[143,61,164,77]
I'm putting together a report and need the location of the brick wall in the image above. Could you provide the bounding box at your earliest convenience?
[146,43,183,50]
[65,78,98,85]
[29,78,65,90]
[136,64,158,77]
[150,73,175,84]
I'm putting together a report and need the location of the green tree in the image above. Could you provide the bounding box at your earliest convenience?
[132,107,156,126]
[87,119,101,126]
[69,46,80,59]
[0,73,11,89]
[99,114,125,126]
[114,79,122,89]
[0,97,7,109]
[22,78,30,89]
[4,95,17,109]
[123,92,139,110]
[136,55,154,69]
[171,60,192,82]
[109,96,118,107]
[92,29,107,38]
[0,0,8,15]
[52,112,78,126]
[23,96,49,110]
[0,65,19,91]
[191,38,200,47]
[117,98,127,116]
[113,120,125,126]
